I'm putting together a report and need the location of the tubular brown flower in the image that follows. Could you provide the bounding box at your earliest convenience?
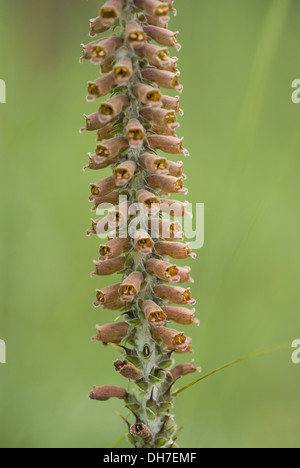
[81,0,199,449]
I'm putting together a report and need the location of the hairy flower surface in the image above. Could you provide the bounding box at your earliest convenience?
[81,0,199,448]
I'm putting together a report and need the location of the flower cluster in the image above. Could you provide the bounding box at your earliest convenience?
[81,0,200,448]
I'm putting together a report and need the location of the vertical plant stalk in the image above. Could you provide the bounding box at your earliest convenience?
[80,0,199,448]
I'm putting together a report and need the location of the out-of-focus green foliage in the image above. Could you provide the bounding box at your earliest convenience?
[0,0,299,448]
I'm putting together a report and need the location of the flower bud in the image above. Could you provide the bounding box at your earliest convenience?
[126,21,147,49]
[90,176,116,197]
[143,25,181,50]
[145,259,180,282]
[155,241,196,260]
[99,237,131,260]
[113,161,137,186]
[92,322,129,343]
[152,327,187,351]
[126,119,146,146]
[147,136,189,155]
[154,285,196,305]
[120,272,144,301]
[134,0,169,19]
[162,306,199,325]
[170,361,201,381]
[130,423,154,445]
[133,84,162,107]
[87,73,115,101]
[99,0,125,26]
[92,256,126,276]
[143,300,166,326]
[96,137,129,159]
[89,17,110,37]
[114,360,144,380]
[89,385,127,401]
[137,190,160,214]
[134,229,154,254]
[81,36,123,63]
[94,283,121,307]
[146,175,188,195]
[142,69,183,92]
[113,57,133,85]
[98,94,129,123]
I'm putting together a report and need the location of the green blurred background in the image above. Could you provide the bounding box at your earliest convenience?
[0,0,299,448]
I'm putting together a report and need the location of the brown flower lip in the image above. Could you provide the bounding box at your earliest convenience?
[137,43,171,69]
[151,327,187,351]
[144,14,169,30]
[90,176,116,197]
[119,272,144,302]
[113,161,137,187]
[148,218,184,240]
[145,259,181,282]
[87,73,115,101]
[114,360,144,380]
[89,385,127,401]
[99,0,125,26]
[89,17,110,37]
[136,190,160,214]
[133,83,162,107]
[80,112,104,133]
[89,190,120,209]
[99,237,131,260]
[140,107,178,130]
[155,241,196,260]
[81,36,123,63]
[143,300,166,326]
[143,25,181,51]
[95,137,129,159]
[92,322,129,344]
[98,94,129,123]
[142,68,183,92]
[126,21,147,49]
[113,57,133,85]
[134,0,169,19]
[94,283,121,307]
[146,174,188,195]
[162,306,199,326]
[92,256,126,276]
[147,135,189,155]
[154,285,196,305]
[134,229,154,254]
[126,119,146,147]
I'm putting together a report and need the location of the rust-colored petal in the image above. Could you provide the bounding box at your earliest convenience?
[133,229,154,254]
[113,57,133,85]
[98,94,129,123]
[99,0,125,26]
[162,306,199,325]
[119,272,144,301]
[134,0,169,19]
[143,300,166,326]
[170,362,201,381]
[147,135,189,155]
[142,69,183,92]
[90,176,116,197]
[154,285,196,305]
[155,241,196,260]
[87,73,115,101]
[126,21,147,49]
[130,423,153,445]
[143,25,181,50]
[96,137,129,158]
[136,190,160,214]
[151,327,187,351]
[92,256,126,276]
[133,84,162,107]
[146,175,188,195]
[113,161,137,187]
[92,322,129,344]
[145,259,180,282]
[99,237,131,260]
[126,119,146,147]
